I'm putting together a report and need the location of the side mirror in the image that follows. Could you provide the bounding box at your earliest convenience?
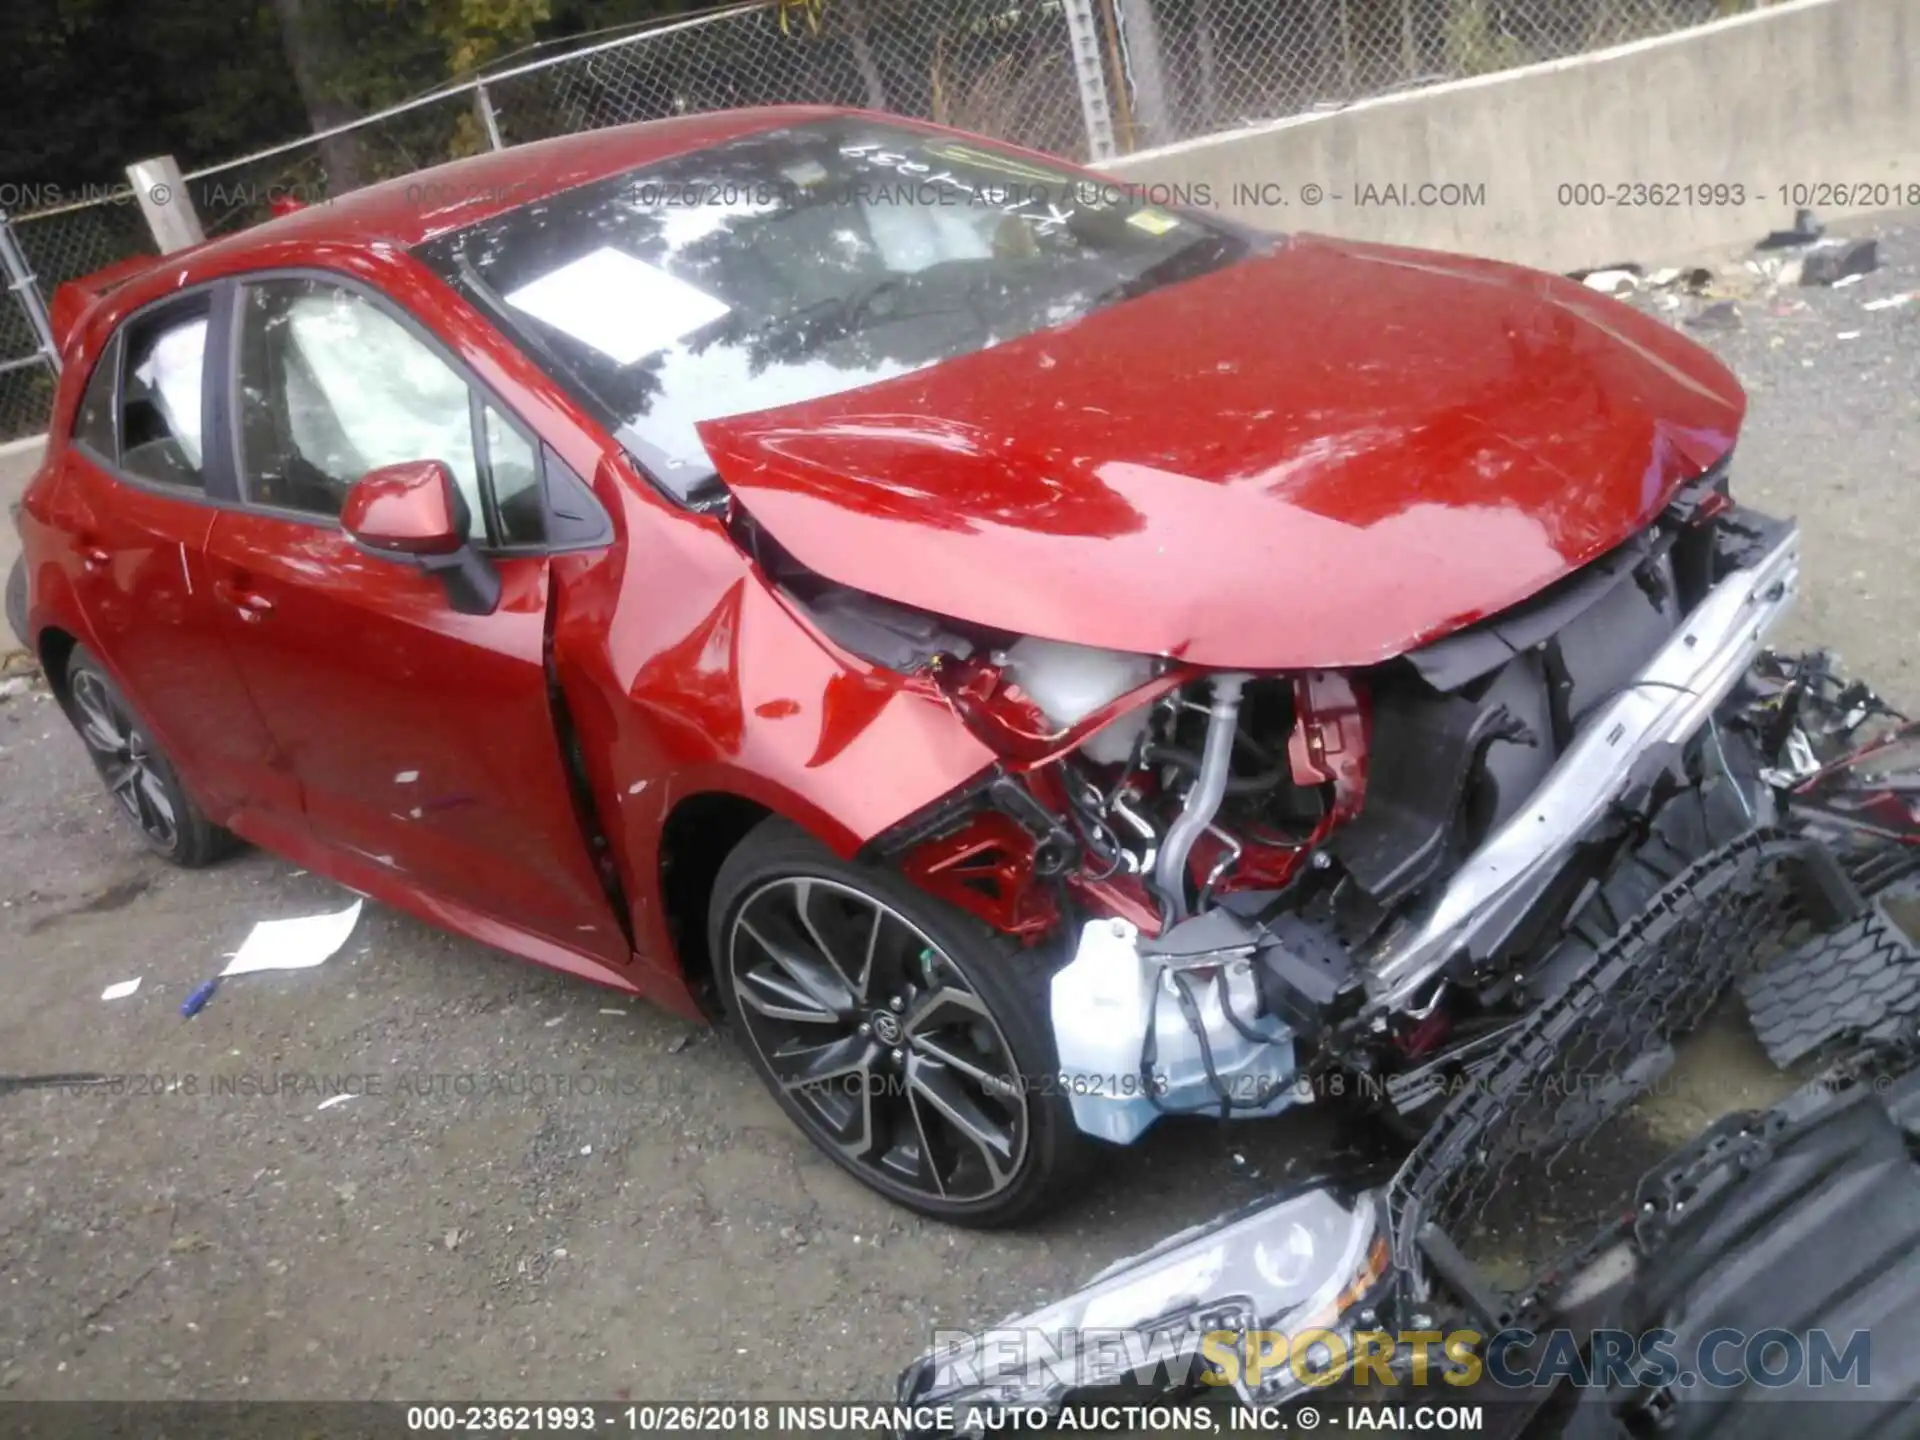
[342,460,500,616]
[343,460,465,555]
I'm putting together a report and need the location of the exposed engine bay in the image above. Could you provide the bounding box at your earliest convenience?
[739,460,1844,1146]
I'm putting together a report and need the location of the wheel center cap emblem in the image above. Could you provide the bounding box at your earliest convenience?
[870,1010,903,1046]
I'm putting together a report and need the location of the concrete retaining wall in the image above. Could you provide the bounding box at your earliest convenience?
[1108,0,1918,273]
[1,440,42,653]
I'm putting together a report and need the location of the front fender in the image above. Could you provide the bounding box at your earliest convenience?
[548,499,996,993]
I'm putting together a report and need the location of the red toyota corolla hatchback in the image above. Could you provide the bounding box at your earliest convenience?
[13,106,1767,1226]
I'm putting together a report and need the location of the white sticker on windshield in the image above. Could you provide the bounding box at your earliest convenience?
[503,246,730,367]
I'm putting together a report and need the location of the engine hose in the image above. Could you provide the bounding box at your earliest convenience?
[1142,744,1285,795]
[1154,673,1252,923]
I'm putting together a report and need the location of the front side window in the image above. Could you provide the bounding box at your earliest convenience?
[416,117,1253,499]
[119,306,210,489]
[484,406,544,547]
[236,278,487,535]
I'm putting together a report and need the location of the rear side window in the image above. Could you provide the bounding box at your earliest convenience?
[119,302,211,491]
[71,339,118,458]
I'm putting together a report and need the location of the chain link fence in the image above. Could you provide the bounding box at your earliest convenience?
[489,2,1095,160]
[0,198,155,440]
[0,0,1778,441]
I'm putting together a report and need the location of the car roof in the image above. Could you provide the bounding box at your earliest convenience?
[180,104,854,275]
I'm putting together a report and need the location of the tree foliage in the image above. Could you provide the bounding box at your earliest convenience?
[0,0,692,198]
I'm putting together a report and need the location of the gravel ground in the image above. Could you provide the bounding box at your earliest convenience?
[1,210,1916,1405]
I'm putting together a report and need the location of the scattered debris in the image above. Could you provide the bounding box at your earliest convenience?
[1862,291,1918,312]
[99,978,141,1002]
[180,978,221,1018]
[0,677,29,702]
[315,1093,357,1112]
[1756,207,1823,250]
[1581,267,1641,296]
[1800,238,1879,287]
[1685,300,1742,332]
[1833,272,1867,289]
[1837,330,1863,341]
[1645,265,1713,293]
[181,900,363,1018]
[222,900,363,978]
[667,1032,696,1054]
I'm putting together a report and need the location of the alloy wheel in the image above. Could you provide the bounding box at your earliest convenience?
[727,877,1030,1204]
[70,670,178,849]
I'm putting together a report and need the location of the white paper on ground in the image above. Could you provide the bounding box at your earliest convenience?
[221,900,364,978]
[503,246,730,367]
[316,1093,358,1112]
[101,977,142,1001]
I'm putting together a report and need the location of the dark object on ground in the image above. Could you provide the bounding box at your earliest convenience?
[1755,207,1823,250]
[1800,238,1879,286]
[1685,300,1741,331]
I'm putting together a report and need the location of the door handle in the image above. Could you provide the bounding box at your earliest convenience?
[213,579,274,621]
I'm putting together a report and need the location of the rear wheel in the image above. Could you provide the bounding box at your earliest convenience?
[709,818,1087,1226]
[63,646,237,867]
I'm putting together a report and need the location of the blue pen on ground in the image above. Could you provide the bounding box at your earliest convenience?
[180,976,221,1018]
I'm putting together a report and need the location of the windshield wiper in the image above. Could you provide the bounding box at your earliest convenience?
[1086,230,1257,312]
[761,271,920,352]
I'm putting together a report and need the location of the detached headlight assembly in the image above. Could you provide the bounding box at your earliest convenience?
[897,1185,1390,1424]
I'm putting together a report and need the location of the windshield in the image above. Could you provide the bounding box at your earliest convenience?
[415,117,1254,500]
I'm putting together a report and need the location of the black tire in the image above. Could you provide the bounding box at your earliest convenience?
[63,645,237,868]
[708,817,1089,1227]
[5,555,25,651]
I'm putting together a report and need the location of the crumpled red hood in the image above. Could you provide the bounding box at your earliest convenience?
[698,234,1744,670]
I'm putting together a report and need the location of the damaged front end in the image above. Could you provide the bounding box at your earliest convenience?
[895,719,1920,1435]
[791,466,1832,1144]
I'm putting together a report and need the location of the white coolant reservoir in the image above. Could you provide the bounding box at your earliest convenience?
[1001,637,1157,765]
[1051,917,1300,1145]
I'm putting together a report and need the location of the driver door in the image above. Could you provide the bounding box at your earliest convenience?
[203,272,628,967]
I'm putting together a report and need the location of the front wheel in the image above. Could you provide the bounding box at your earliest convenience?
[708,818,1089,1226]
